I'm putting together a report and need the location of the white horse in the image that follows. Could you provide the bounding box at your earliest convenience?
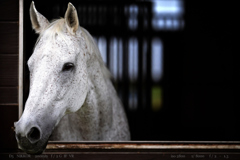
[14,2,130,154]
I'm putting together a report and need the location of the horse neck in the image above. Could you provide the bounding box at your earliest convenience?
[75,60,114,140]
[75,33,115,139]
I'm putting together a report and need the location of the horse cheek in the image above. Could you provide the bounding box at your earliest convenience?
[68,74,88,113]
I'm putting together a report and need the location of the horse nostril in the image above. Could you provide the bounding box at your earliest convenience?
[16,133,21,142]
[27,127,41,143]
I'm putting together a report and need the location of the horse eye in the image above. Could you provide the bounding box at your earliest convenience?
[62,63,74,71]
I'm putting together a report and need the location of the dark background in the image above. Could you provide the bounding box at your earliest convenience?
[21,0,239,141]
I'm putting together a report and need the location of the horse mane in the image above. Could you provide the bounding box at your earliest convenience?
[80,27,112,80]
[34,18,111,80]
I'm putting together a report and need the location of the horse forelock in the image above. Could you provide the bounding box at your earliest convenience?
[34,18,71,50]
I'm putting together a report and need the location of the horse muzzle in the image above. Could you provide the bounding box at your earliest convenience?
[14,122,47,155]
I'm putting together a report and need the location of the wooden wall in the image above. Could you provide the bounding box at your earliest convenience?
[0,0,19,149]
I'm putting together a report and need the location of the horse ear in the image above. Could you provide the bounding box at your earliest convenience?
[64,3,79,33]
[30,1,49,34]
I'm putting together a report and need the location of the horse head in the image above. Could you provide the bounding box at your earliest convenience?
[14,2,89,154]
